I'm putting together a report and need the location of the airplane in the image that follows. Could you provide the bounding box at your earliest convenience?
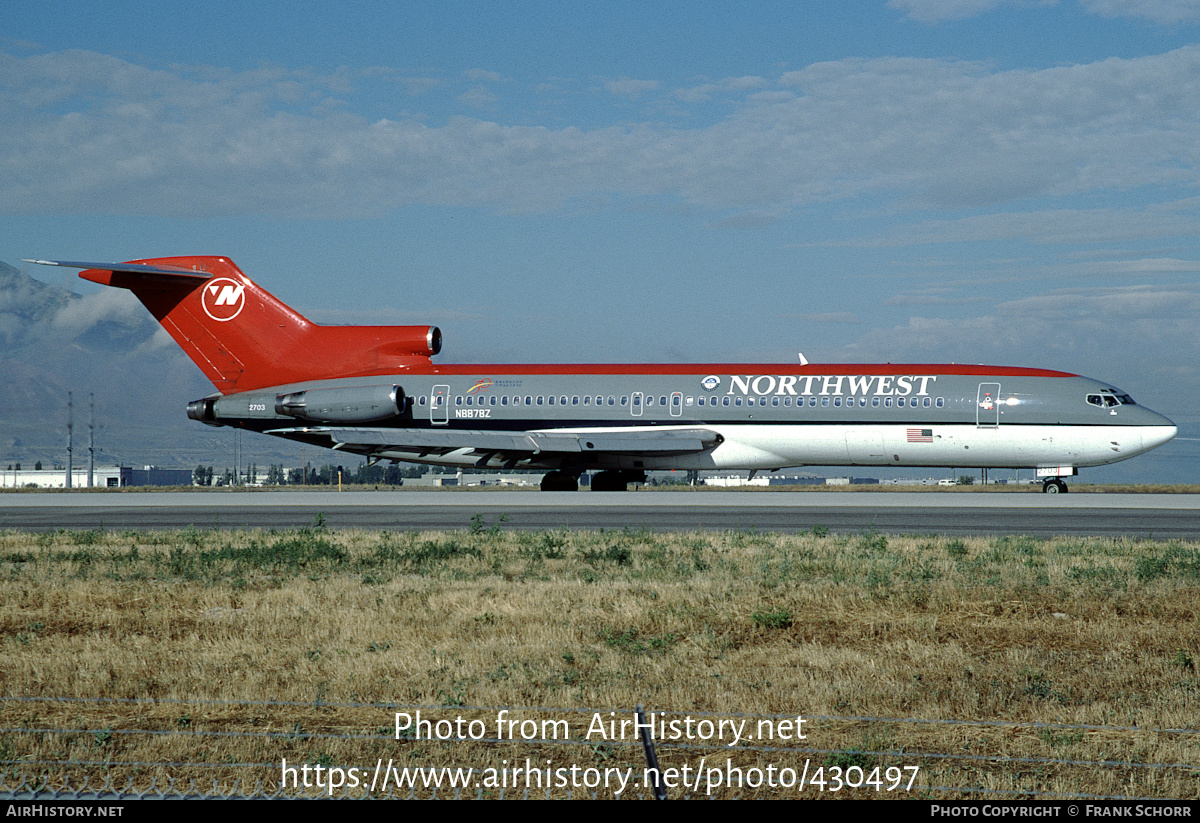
[27,256,1177,493]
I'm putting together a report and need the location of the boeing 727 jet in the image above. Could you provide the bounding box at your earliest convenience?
[28,256,1177,492]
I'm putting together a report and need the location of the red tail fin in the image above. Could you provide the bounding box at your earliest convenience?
[73,256,439,393]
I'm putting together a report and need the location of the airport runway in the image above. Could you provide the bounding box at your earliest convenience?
[2,490,1199,537]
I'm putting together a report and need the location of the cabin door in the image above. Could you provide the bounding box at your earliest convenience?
[976,383,1000,428]
[430,385,449,425]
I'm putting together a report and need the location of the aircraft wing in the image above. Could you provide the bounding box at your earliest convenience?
[267,426,722,459]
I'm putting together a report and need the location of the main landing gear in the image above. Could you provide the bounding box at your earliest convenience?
[540,471,579,492]
[539,470,648,491]
[1042,478,1069,494]
[589,470,647,492]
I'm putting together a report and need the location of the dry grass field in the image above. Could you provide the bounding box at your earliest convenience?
[1,519,1197,799]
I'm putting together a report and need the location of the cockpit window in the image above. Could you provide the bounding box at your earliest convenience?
[1087,390,1136,408]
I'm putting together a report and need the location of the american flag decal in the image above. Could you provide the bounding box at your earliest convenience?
[907,428,933,443]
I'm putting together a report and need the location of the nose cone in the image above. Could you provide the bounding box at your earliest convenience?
[1141,422,1178,453]
[1135,405,1177,453]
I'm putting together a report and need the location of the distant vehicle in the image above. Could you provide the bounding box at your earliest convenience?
[28,257,1177,492]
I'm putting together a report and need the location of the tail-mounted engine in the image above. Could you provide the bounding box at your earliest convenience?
[275,385,406,423]
[188,384,406,426]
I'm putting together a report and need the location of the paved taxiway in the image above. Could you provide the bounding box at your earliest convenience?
[2,491,1198,537]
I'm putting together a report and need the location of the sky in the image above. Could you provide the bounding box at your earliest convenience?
[3,0,1200,482]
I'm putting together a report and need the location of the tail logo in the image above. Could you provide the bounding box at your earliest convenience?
[201,278,247,321]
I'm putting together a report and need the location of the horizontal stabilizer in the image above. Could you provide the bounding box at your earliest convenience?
[24,259,213,282]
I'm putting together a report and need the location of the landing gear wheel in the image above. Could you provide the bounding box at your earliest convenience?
[590,471,627,492]
[540,471,579,492]
[1042,478,1068,494]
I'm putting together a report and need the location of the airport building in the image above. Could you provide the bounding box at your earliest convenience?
[0,466,193,488]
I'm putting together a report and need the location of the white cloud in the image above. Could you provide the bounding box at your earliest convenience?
[885,290,993,305]
[675,75,768,103]
[396,76,444,96]
[604,77,659,97]
[891,0,1200,24]
[3,45,1200,220]
[841,284,1200,397]
[48,287,147,340]
[787,312,863,324]
[1080,0,1200,24]
[841,200,1200,247]
[463,69,503,83]
[457,86,498,110]
[887,0,1013,23]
